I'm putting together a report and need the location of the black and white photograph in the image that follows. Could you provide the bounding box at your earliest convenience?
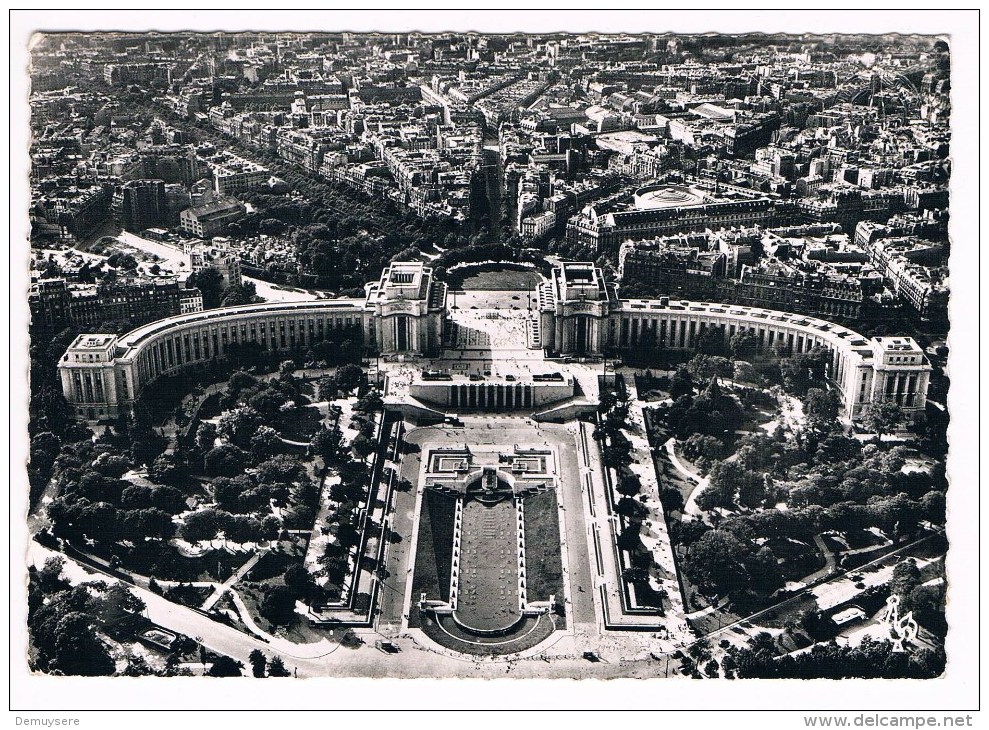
[9,8,980,721]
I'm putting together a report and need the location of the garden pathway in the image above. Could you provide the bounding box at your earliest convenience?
[665,439,709,519]
[200,548,269,611]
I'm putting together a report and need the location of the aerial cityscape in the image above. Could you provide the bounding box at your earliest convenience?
[25,29,953,681]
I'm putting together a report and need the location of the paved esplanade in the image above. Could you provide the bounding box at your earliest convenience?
[378,286,601,655]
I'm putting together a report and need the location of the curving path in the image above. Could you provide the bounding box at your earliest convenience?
[664,438,709,519]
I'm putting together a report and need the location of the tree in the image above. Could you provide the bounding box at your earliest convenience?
[704,460,756,509]
[249,649,267,678]
[250,426,282,463]
[255,454,305,485]
[204,444,247,477]
[261,514,282,541]
[211,475,254,512]
[660,485,685,513]
[188,268,225,309]
[206,655,244,677]
[814,432,861,465]
[225,515,264,543]
[779,348,830,397]
[180,508,228,543]
[217,407,262,449]
[335,363,365,392]
[226,371,260,401]
[38,557,70,594]
[616,473,642,497]
[669,368,695,399]
[267,656,291,677]
[317,376,339,401]
[732,360,762,385]
[745,545,783,591]
[76,501,121,544]
[195,422,218,454]
[91,451,130,478]
[283,564,317,602]
[861,401,905,444]
[148,452,180,484]
[354,389,383,414]
[616,524,644,552]
[680,434,728,464]
[696,326,728,357]
[683,529,752,596]
[334,521,361,549]
[352,432,376,459]
[918,490,946,525]
[260,585,297,626]
[737,472,768,508]
[686,354,732,382]
[30,431,62,474]
[804,388,842,434]
[890,558,922,598]
[123,507,176,542]
[221,282,259,307]
[97,584,146,638]
[622,566,650,584]
[310,425,343,463]
[730,331,761,362]
[602,442,632,469]
[615,496,650,521]
[51,612,116,676]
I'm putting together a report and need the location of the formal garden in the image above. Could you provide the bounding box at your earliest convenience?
[35,334,390,645]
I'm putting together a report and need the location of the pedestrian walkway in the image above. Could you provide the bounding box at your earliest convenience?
[665,439,710,518]
[622,380,687,633]
[226,589,339,658]
[798,534,838,586]
[200,549,269,611]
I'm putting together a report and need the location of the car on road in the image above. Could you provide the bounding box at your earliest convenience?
[375,640,401,654]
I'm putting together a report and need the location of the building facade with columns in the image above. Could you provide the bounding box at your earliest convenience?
[607,298,930,420]
[538,261,622,356]
[58,261,446,420]
[365,261,447,356]
[58,260,929,423]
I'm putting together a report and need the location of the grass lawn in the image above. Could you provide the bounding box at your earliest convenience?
[844,527,889,549]
[408,491,457,626]
[453,267,542,291]
[765,537,825,582]
[687,606,743,635]
[633,374,672,403]
[100,539,250,582]
[197,393,222,420]
[523,490,565,608]
[821,533,849,553]
[658,454,697,507]
[276,403,323,442]
[243,548,300,581]
[162,583,214,609]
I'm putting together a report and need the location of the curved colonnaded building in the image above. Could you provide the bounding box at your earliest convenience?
[59,261,930,423]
